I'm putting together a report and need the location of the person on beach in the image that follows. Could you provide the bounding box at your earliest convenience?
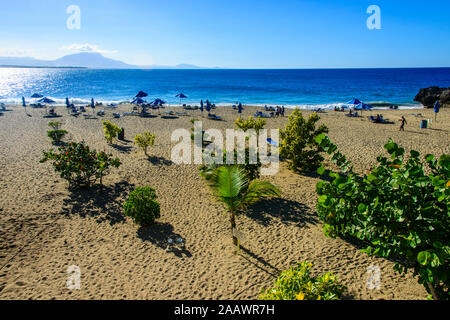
[399,116,407,131]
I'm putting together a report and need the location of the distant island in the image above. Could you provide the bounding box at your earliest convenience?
[0,65,87,69]
[0,52,205,69]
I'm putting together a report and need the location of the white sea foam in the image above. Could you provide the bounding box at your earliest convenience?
[0,97,424,110]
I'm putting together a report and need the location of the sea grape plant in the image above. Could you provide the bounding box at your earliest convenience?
[315,134,449,300]
[41,141,121,189]
[279,110,328,172]
[259,262,346,300]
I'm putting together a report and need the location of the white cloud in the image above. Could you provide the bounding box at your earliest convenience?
[60,43,118,54]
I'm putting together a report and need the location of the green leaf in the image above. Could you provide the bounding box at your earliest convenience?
[417,251,432,266]
[317,164,325,175]
[357,203,367,214]
[318,195,328,203]
[315,133,326,144]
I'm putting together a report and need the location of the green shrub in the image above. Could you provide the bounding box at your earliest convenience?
[235,116,266,134]
[102,120,121,144]
[40,141,121,189]
[47,121,67,144]
[315,134,450,300]
[259,262,345,300]
[280,110,328,172]
[199,147,262,182]
[123,186,161,225]
[48,121,62,130]
[134,131,155,156]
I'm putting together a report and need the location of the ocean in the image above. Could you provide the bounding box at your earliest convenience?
[1,67,449,109]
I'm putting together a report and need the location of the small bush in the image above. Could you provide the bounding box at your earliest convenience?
[40,141,121,189]
[123,186,161,225]
[102,120,121,144]
[259,262,345,300]
[47,121,67,144]
[279,110,328,172]
[235,116,266,134]
[134,131,155,156]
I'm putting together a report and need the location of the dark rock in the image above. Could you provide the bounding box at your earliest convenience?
[414,86,450,108]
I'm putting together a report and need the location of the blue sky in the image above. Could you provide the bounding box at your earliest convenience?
[0,0,449,68]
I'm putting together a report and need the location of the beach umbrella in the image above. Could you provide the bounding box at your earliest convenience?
[22,96,26,107]
[238,102,243,114]
[200,100,204,112]
[347,98,362,105]
[354,102,372,117]
[434,100,440,122]
[176,93,187,106]
[135,91,148,98]
[206,100,211,112]
[31,93,43,99]
[151,98,166,106]
[38,97,55,104]
[131,97,146,104]
[65,98,70,107]
[91,98,95,109]
[354,103,372,110]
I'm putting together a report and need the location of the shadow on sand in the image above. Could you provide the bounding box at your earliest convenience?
[137,222,192,258]
[111,143,133,153]
[239,246,281,278]
[62,180,134,225]
[246,198,318,227]
[147,155,174,166]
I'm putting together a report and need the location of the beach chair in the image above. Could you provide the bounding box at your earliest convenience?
[208,113,221,120]
[113,113,121,118]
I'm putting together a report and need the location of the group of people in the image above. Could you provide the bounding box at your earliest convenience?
[275,106,285,117]
[334,106,346,112]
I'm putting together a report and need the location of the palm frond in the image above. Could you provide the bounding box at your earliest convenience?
[239,180,281,208]
[209,166,248,212]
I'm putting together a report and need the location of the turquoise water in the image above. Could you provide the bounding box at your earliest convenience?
[1,68,449,109]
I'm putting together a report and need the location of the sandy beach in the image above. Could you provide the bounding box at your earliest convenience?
[0,104,448,300]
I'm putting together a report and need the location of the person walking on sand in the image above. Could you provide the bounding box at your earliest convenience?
[399,116,407,131]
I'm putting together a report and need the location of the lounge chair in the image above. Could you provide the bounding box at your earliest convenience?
[254,111,271,118]
[208,113,221,120]
[113,113,121,118]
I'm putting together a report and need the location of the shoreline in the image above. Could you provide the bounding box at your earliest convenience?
[1,100,425,111]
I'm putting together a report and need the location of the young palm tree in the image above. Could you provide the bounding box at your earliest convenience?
[205,165,280,249]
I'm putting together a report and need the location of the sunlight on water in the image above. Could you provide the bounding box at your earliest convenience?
[0,68,61,101]
[1,67,449,107]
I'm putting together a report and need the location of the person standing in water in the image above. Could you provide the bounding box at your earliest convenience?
[399,116,407,131]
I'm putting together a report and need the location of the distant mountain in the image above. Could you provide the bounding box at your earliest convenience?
[53,52,133,69]
[0,52,205,69]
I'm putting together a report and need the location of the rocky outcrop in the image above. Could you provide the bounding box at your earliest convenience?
[414,86,450,108]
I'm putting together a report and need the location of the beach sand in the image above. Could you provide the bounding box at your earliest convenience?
[0,104,448,300]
